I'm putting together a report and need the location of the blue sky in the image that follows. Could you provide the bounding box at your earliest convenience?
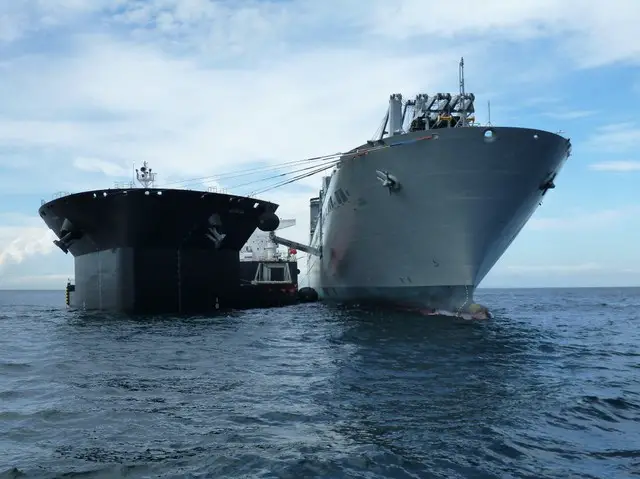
[1,0,640,289]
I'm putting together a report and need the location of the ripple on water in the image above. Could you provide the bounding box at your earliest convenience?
[1,289,640,478]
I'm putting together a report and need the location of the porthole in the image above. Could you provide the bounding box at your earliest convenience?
[483,128,496,143]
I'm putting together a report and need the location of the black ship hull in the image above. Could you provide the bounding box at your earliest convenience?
[39,188,281,313]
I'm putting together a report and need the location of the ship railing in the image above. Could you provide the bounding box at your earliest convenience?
[453,115,478,127]
[207,186,228,194]
[241,253,297,262]
[39,184,236,207]
[41,191,71,205]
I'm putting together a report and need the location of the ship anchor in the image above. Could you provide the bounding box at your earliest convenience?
[375,170,401,194]
[539,173,557,196]
[205,213,227,249]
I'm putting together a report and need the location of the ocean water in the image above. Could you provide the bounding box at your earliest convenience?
[0,287,639,479]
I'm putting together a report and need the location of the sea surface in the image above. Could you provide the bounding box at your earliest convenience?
[1,287,639,478]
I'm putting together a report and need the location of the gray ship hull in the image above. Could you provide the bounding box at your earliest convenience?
[307,126,570,313]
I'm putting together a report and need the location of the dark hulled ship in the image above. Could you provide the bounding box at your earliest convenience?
[39,162,282,313]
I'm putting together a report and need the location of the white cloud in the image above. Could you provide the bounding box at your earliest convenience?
[0,39,462,196]
[0,1,639,194]
[0,0,114,43]
[586,123,640,153]
[0,215,57,270]
[504,263,602,274]
[545,110,596,120]
[0,213,72,289]
[369,0,570,41]
[527,207,640,231]
[73,157,131,177]
[367,0,640,69]
[5,0,640,70]
[484,262,640,288]
[589,160,640,172]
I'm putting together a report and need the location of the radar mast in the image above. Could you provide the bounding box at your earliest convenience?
[135,161,156,188]
[459,57,465,96]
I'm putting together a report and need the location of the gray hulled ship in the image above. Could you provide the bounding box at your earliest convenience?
[296,58,571,317]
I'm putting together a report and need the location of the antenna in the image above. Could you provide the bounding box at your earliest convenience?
[487,100,492,126]
[459,57,465,96]
[458,56,469,127]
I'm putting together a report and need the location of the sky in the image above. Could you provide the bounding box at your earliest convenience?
[1,0,640,290]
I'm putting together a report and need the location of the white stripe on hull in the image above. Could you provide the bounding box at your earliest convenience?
[307,126,570,311]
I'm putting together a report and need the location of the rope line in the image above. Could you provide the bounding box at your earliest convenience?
[45,135,435,203]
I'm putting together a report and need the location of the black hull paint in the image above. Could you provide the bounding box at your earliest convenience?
[71,247,242,313]
[39,188,279,254]
[39,188,283,313]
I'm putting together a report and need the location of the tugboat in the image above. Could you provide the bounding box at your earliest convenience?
[39,161,282,313]
[238,219,300,308]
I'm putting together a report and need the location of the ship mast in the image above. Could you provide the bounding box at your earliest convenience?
[135,161,156,188]
[459,57,467,127]
[459,57,465,96]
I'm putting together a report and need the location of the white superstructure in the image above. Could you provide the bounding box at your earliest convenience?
[240,219,298,262]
